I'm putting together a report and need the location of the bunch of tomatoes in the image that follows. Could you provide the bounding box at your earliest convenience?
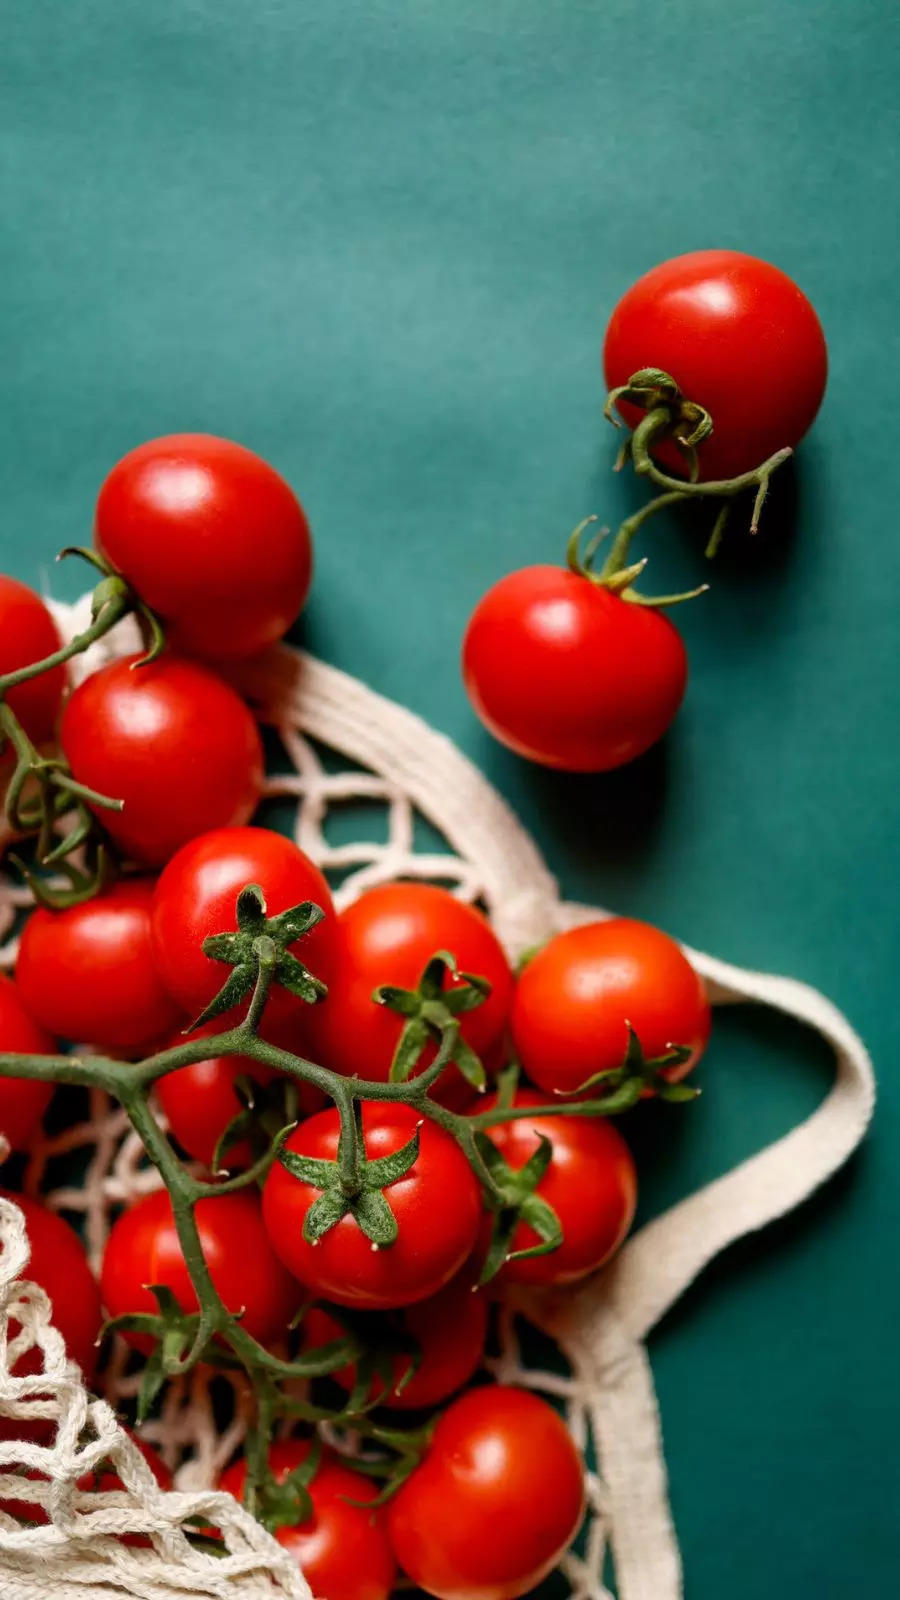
[0,248,825,1600]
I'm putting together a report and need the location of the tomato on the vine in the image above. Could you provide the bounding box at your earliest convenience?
[1,1190,103,1378]
[16,880,182,1055]
[0,576,65,746]
[511,917,711,1096]
[263,1103,482,1310]
[60,654,264,867]
[603,250,828,480]
[0,974,57,1152]
[95,434,312,661]
[387,1385,585,1600]
[463,566,686,771]
[220,1441,396,1600]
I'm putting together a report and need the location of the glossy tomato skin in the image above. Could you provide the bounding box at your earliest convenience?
[100,1187,299,1348]
[263,1104,482,1310]
[221,1441,396,1600]
[475,1091,637,1286]
[0,975,57,1152]
[1,1190,103,1378]
[463,568,686,772]
[16,880,182,1055]
[0,576,65,745]
[95,434,312,660]
[387,1386,585,1600]
[60,655,264,867]
[305,884,513,1108]
[512,917,711,1096]
[603,250,828,480]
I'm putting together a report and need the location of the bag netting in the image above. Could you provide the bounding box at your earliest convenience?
[0,598,875,1600]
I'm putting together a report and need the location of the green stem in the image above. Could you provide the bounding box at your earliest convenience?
[0,592,130,697]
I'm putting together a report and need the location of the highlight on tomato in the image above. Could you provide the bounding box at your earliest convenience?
[0,974,57,1153]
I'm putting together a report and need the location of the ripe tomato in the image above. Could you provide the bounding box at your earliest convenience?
[511,917,711,1096]
[463,567,686,771]
[60,654,264,867]
[0,576,65,745]
[475,1091,636,1286]
[220,1441,396,1600]
[603,250,828,480]
[95,434,312,660]
[304,1272,488,1410]
[387,1386,585,1600]
[16,880,182,1055]
[100,1188,299,1349]
[263,1104,482,1310]
[0,974,57,1152]
[1,1190,103,1377]
[304,884,513,1108]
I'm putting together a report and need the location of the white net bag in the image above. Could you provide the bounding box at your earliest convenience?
[0,597,875,1600]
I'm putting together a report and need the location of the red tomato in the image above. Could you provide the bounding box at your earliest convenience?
[603,250,827,480]
[100,1187,299,1349]
[0,974,56,1152]
[16,880,182,1055]
[387,1386,585,1600]
[463,567,686,771]
[0,576,65,745]
[95,434,312,660]
[304,1273,488,1410]
[305,884,513,1108]
[220,1441,396,1600]
[475,1091,636,1286]
[263,1104,482,1310]
[512,917,711,1096]
[1,1190,103,1377]
[60,655,264,867]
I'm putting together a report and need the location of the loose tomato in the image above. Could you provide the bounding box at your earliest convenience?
[60,655,264,867]
[0,576,65,745]
[474,1090,636,1286]
[304,1272,488,1410]
[263,1104,482,1310]
[220,1441,396,1600]
[100,1187,299,1349]
[512,917,711,1096]
[95,434,312,660]
[603,250,827,480]
[387,1386,585,1600]
[304,884,513,1108]
[16,880,182,1055]
[0,1190,103,1378]
[463,567,686,771]
[0,974,57,1152]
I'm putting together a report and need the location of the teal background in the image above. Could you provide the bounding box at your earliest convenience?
[2,1,897,1593]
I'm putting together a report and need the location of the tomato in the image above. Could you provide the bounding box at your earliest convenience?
[0,576,65,745]
[475,1090,636,1286]
[511,917,711,1096]
[1,1190,103,1378]
[0,974,57,1152]
[263,1104,482,1310]
[305,884,513,1108]
[60,654,264,867]
[220,1441,396,1600]
[387,1386,585,1600]
[463,566,686,771]
[95,434,312,661]
[100,1187,299,1349]
[603,250,827,480]
[16,880,182,1055]
[304,1272,488,1410]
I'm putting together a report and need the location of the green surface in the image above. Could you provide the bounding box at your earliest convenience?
[2,0,897,1592]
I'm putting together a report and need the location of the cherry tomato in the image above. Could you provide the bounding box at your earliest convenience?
[603,250,827,480]
[511,917,711,1096]
[95,434,312,660]
[304,884,513,1109]
[100,1187,299,1349]
[220,1441,396,1600]
[304,1272,488,1410]
[0,974,57,1152]
[463,567,686,771]
[16,880,182,1055]
[475,1090,636,1286]
[263,1104,482,1310]
[0,576,65,745]
[60,654,264,867]
[387,1386,585,1600]
[1,1189,103,1378]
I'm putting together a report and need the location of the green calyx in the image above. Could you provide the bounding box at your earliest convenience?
[556,1024,699,1103]
[194,884,328,1030]
[475,1129,563,1284]
[278,1100,421,1247]
[375,949,491,1090]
